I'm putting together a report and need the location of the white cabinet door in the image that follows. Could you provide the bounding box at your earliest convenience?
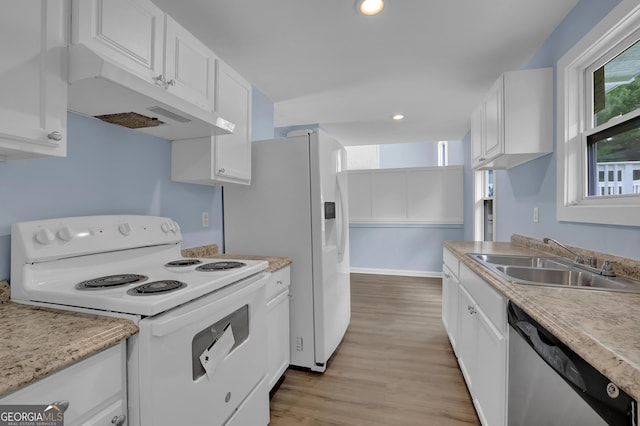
[471,68,552,170]
[442,263,459,353]
[457,285,478,392]
[470,104,484,167]
[0,343,127,426]
[456,263,508,426]
[482,77,504,161]
[266,267,291,391]
[0,0,67,160]
[164,15,216,111]
[214,60,252,184]
[72,0,164,84]
[474,307,508,426]
[171,61,252,186]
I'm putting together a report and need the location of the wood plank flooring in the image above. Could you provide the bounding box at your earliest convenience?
[269,273,479,426]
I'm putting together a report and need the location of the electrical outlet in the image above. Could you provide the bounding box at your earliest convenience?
[202,211,209,227]
[533,207,539,223]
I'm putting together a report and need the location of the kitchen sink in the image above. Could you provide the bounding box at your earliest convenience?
[469,253,570,269]
[467,253,640,294]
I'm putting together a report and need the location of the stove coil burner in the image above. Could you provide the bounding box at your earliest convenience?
[164,259,203,267]
[76,274,148,290]
[196,261,246,271]
[127,280,187,296]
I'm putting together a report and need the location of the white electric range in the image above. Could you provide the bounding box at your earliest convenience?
[10,215,270,426]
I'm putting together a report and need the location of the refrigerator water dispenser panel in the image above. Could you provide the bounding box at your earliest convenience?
[324,202,336,219]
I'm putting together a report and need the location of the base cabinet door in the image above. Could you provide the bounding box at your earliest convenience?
[266,267,291,390]
[457,285,478,391]
[0,342,127,426]
[442,263,460,352]
[474,307,508,426]
[456,263,508,426]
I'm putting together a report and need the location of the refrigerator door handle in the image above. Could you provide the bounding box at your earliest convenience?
[336,176,348,258]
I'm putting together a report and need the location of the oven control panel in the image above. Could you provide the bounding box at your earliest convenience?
[12,215,182,263]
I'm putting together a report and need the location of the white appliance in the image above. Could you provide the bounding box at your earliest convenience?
[10,215,270,426]
[224,129,350,372]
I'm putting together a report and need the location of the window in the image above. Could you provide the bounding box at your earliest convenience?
[437,141,449,166]
[557,0,640,226]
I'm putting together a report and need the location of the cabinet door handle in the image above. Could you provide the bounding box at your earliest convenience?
[467,305,477,315]
[47,131,62,141]
[443,272,451,279]
[165,79,176,87]
[112,415,126,426]
[479,157,486,161]
[218,168,226,174]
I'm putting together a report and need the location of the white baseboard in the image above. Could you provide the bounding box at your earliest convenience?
[350,267,442,278]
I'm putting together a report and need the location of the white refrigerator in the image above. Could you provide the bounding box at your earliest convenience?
[223,129,350,372]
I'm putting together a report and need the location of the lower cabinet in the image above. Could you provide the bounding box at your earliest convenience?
[0,341,127,426]
[442,253,460,353]
[454,261,508,426]
[266,266,291,391]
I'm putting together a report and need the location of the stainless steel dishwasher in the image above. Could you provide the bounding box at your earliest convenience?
[507,302,636,426]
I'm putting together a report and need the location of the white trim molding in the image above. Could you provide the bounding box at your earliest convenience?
[350,267,442,278]
[557,0,640,226]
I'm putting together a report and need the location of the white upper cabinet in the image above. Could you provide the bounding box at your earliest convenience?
[471,68,553,170]
[171,59,252,186]
[0,0,67,160]
[214,60,252,184]
[69,0,233,140]
[71,0,164,85]
[164,15,216,111]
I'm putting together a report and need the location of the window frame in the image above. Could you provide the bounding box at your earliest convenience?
[557,0,640,226]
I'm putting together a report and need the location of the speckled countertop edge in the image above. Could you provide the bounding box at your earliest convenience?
[443,238,640,402]
[0,280,138,397]
[181,244,292,272]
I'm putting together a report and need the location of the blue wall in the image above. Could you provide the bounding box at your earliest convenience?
[485,0,640,259]
[350,224,464,274]
[1,87,275,281]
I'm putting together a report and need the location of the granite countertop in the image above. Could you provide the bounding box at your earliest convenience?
[181,244,292,272]
[443,238,640,402]
[0,281,138,398]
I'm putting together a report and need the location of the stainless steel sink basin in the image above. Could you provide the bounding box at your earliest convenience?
[467,253,640,294]
[469,253,569,269]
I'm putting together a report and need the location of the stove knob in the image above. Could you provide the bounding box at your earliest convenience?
[171,221,180,233]
[161,222,170,233]
[118,223,132,236]
[57,226,76,242]
[34,228,55,245]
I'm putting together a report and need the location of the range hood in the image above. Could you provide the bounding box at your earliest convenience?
[67,45,235,141]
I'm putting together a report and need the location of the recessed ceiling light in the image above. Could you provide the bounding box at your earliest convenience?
[392,114,404,120]
[358,0,385,16]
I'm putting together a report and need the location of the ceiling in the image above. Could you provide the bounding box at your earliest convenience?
[151,0,580,146]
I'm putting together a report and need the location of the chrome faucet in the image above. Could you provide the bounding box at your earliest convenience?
[542,237,585,264]
[542,237,615,277]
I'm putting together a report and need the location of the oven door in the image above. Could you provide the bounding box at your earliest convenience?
[135,272,269,426]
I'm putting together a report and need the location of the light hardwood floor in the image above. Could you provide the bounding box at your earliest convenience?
[269,273,479,426]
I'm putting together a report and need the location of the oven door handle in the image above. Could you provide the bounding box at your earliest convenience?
[149,273,267,337]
